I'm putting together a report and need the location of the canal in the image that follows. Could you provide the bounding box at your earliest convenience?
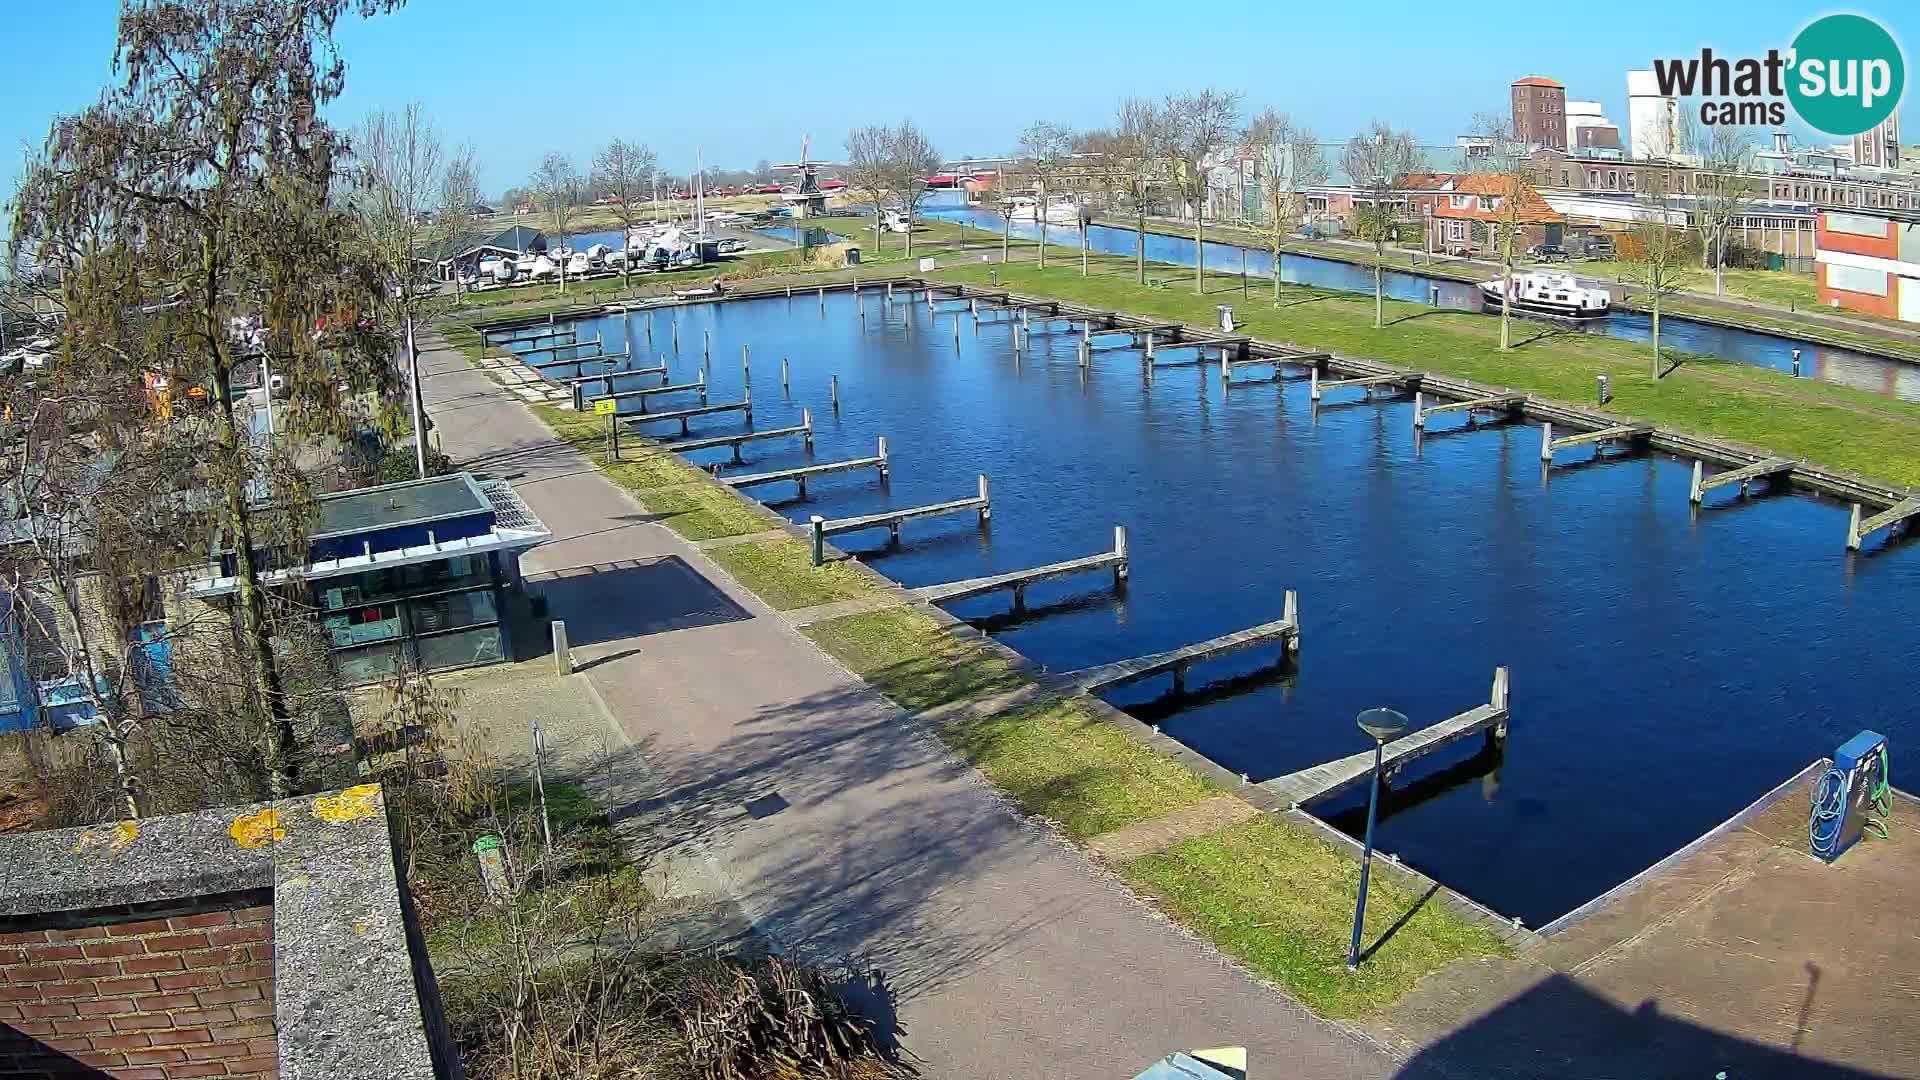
[514,292,1920,927]
[919,197,1920,404]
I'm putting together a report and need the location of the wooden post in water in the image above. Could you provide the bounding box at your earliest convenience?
[831,374,840,412]
[819,286,825,313]
[672,318,678,352]
[1540,423,1554,461]
[1412,391,1425,428]
[1847,503,1864,550]
[742,344,750,389]
[802,407,814,449]
[1309,366,1320,400]
[1689,460,1705,504]
[781,357,790,391]
[977,474,992,522]
[744,381,753,421]
[1114,525,1130,584]
[876,435,890,479]
[954,317,961,350]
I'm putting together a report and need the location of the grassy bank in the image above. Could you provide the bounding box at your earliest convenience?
[1125,817,1513,1018]
[931,254,1920,486]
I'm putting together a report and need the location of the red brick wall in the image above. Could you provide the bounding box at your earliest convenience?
[1816,213,1896,258]
[0,904,276,1080]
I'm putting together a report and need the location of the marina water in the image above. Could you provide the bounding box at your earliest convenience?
[526,291,1920,926]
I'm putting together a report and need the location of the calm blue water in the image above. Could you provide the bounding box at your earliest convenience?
[513,294,1920,926]
[918,196,1920,403]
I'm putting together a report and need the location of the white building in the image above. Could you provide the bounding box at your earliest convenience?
[1627,69,1680,160]
[1565,100,1618,149]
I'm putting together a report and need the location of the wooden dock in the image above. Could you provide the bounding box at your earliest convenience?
[722,437,888,496]
[528,348,627,370]
[624,400,751,436]
[1541,422,1653,461]
[585,376,707,411]
[911,526,1129,610]
[1310,368,1421,401]
[554,364,667,386]
[1689,456,1796,504]
[1061,592,1298,695]
[1260,667,1510,809]
[808,476,989,563]
[1413,391,1526,429]
[486,326,575,346]
[1848,494,1920,551]
[664,410,813,463]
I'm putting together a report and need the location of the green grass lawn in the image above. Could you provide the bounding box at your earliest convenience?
[802,606,1026,712]
[1125,817,1512,1018]
[942,696,1216,839]
[932,255,1920,486]
[705,537,877,609]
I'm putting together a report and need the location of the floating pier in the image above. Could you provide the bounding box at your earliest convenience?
[1689,456,1797,504]
[664,410,813,464]
[808,475,990,564]
[1848,494,1920,551]
[1310,368,1421,401]
[486,325,575,346]
[624,400,750,436]
[722,436,888,497]
[527,348,628,370]
[1062,593,1299,695]
[554,364,668,387]
[1413,391,1526,429]
[516,336,605,359]
[1260,667,1510,809]
[1541,422,1653,461]
[911,526,1129,611]
[1223,350,1328,384]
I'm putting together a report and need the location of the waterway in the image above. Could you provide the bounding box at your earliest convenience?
[917,195,1920,404]
[509,293,1920,926]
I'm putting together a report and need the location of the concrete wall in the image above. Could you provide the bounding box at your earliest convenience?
[1,900,277,1078]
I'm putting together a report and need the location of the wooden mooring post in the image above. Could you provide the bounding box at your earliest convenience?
[781,357,790,391]
[831,373,840,412]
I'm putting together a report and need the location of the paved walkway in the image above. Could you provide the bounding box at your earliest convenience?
[417,331,1404,1079]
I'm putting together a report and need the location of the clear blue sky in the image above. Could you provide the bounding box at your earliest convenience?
[3,1,1915,201]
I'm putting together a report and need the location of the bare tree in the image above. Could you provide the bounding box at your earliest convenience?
[1342,121,1419,327]
[11,0,403,797]
[1018,121,1074,270]
[1163,89,1243,295]
[1244,109,1325,302]
[1090,100,1170,284]
[1626,167,1693,380]
[353,103,444,479]
[1466,111,1540,351]
[1696,122,1757,296]
[438,143,483,301]
[845,124,893,254]
[531,152,581,292]
[888,120,942,259]
[592,138,657,284]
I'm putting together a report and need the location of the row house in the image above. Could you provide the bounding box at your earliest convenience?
[1426,175,1563,255]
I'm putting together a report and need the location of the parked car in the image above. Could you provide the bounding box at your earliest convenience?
[1528,244,1570,263]
[1582,235,1616,260]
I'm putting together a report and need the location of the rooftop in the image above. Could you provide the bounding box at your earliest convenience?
[1512,75,1564,88]
[312,473,492,541]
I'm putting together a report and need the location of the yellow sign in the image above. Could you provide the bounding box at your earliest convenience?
[593,398,616,415]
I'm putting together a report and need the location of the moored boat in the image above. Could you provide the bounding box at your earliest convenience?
[1477,270,1611,320]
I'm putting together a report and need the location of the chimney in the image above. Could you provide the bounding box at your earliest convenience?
[1773,131,1790,154]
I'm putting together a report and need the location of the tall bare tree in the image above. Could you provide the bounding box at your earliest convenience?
[845,124,893,254]
[592,138,657,284]
[1466,111,1539,351]
[1244,109,1325,302]
[1163,89,1243,295]
[438,142,483,300]
[888,120,942,259]
[1626,167,1692,380]
[353,103,443,479]
[1696,122,1757,296]
[10,0,402,797]
[1342,121,1419,327]
[1098,99,1170,284]
[531,152,580,291]
[1017,121,1074,270]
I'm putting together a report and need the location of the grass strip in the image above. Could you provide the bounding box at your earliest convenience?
[640,486,780,542]
[934,257,1920,486]
[1124,817,1512,1018]
[941,696,1216,839]
[802,605,1025,712]
[706,537,877,609]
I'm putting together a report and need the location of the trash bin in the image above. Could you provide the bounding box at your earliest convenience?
[844,246,861,266]
[1596,374,1611,405]
[1216,304,1235,333]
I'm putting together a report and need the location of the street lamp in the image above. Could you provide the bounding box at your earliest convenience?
[1347,706,1409,973]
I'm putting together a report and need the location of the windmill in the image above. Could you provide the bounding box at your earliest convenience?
[775,134,834,219]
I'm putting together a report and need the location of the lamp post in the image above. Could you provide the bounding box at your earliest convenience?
[1347,706,1409,973]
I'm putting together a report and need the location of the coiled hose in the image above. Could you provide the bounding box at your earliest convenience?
[1809,747,1892,860]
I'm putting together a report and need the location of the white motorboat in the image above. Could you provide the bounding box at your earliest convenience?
[480,256,515,283]
[881,210,911,234]
[1005,194,1079,225]
[527,255,559,281]
[1477,270,1611,320]
[565,251,592,277]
